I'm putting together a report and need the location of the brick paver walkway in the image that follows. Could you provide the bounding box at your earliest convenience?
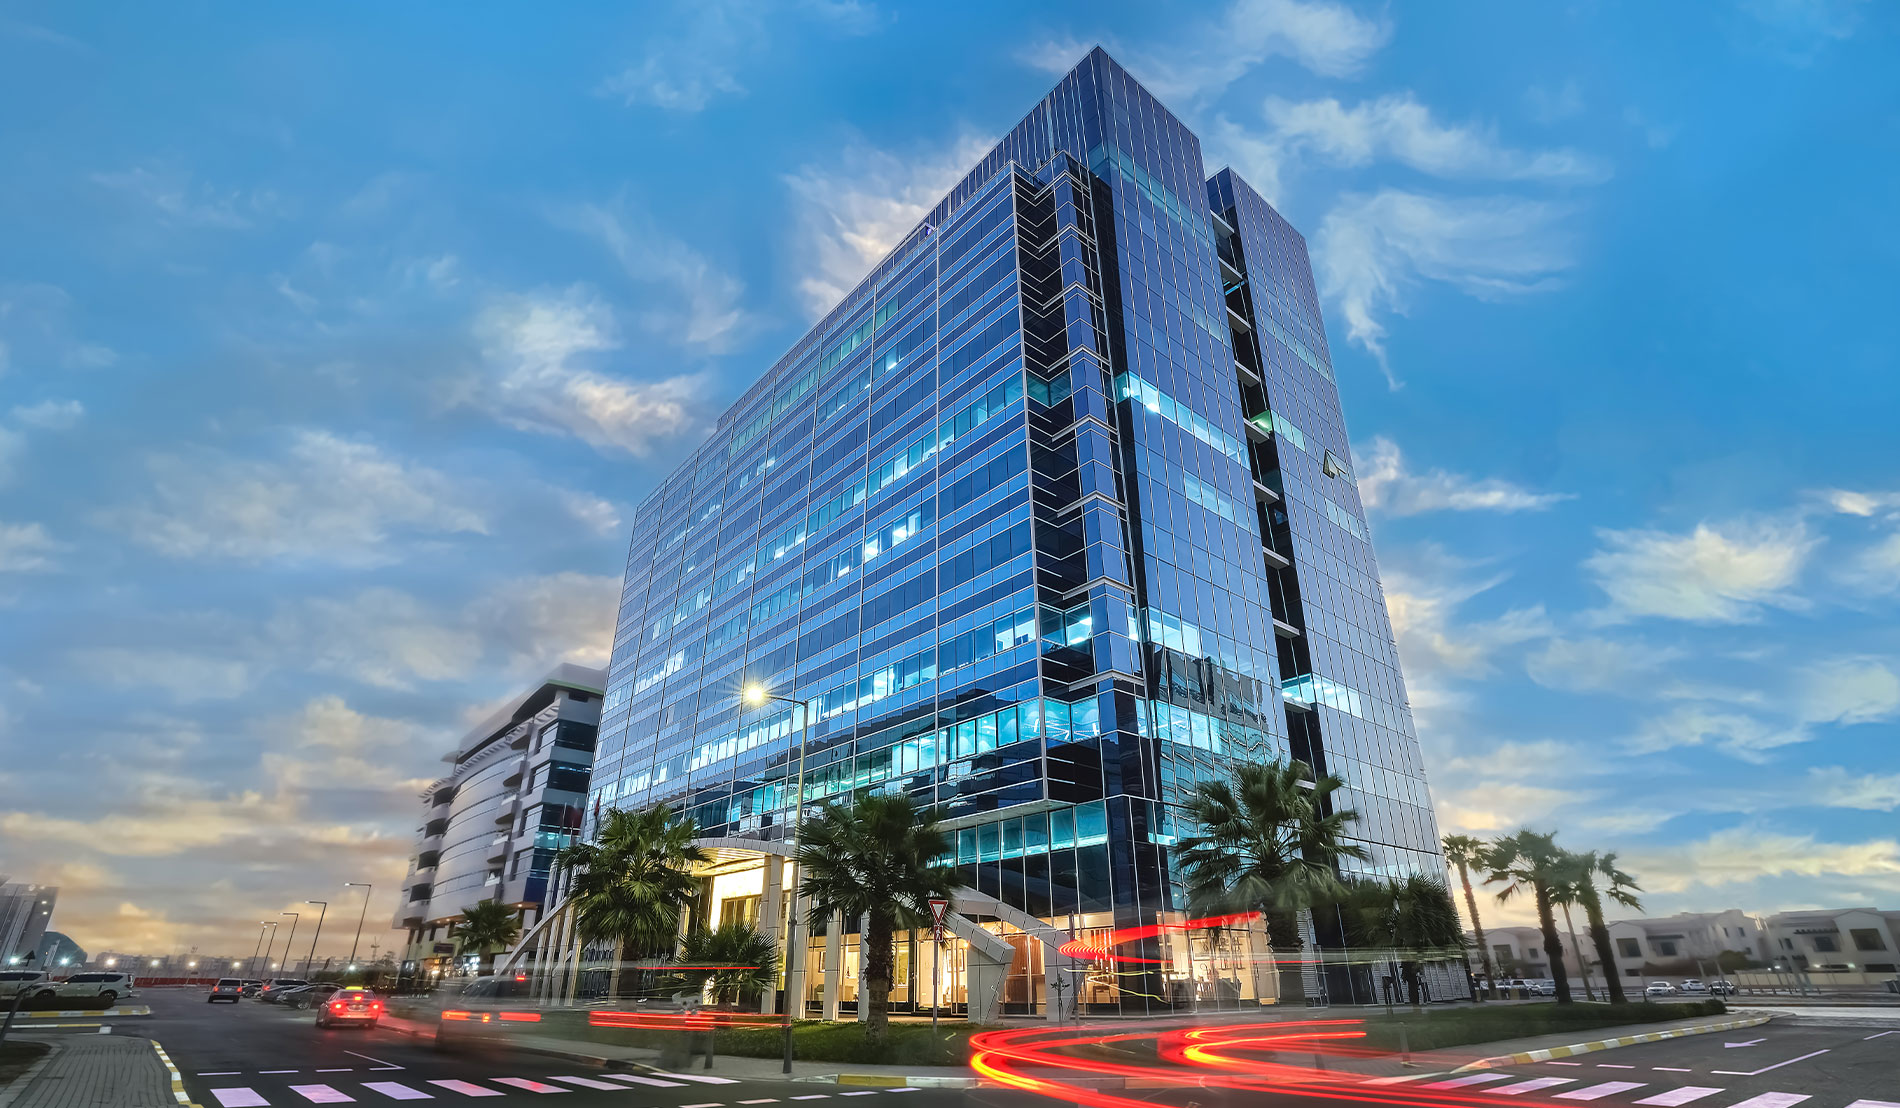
[4,1038,174,1108]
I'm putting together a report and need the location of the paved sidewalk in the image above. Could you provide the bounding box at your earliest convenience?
[0,1037,176,1108]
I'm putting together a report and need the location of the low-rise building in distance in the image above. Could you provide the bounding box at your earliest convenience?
[393,664,605,979]
[1764,907,1900,974]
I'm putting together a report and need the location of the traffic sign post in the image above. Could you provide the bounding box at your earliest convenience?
[927,899,949,1036]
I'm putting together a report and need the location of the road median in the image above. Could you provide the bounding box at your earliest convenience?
[1452,1012,1775,1071]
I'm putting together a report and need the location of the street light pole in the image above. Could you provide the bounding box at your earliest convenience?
[744,685,814,1076]
[249,923,270,978]
[345,883,374,968]
[260,922,279,977]
[305,901,329,978]
[280,912,300,977]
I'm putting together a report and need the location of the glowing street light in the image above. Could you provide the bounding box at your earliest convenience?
[742,681,815,1075]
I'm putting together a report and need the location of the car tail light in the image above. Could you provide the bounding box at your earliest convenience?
[331,1000,346,1012]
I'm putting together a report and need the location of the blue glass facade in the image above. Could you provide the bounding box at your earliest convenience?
[593,49,1444,1011]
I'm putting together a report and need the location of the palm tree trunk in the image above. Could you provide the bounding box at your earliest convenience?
[1583,892,1628,1005]
[1533,882,1573,1004]
[863,915,895,1038]
[1457,862,1494,1002]
[606,937,625,1000]
[1561,904,1596,1001]
[1266,911,1306,1006]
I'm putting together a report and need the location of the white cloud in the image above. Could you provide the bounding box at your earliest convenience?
[0,520,58,572]
[1799,656,1900,726]
[1261,93,1610,183]
[1383,545,1552,721]
[103,430,489,565]
[1585,518,1816,623]
[10,398,84,429]
[1820,487,1900,517]
[89,164,283,229]
[1628,826,1900,894]
[1357,436,1572,516]
[1624,705,1805,762]
[1803,766,1900,811]
[81,647,256,701]
[1739,0,1868,59]
[1206,115,1288,205]
[784,133,995,317]
[596,0,875,112]
[1315,189,1574,386]
[471,571,621,672]
[0,427,21,485]
[1524,636,1685,695]
[275,590,485,691]
[1023,0,1390,103]
[552,203,746,353]
[473,286,707,456]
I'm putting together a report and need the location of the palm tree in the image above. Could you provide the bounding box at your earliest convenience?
[1333,874,1464,1007]
[1549,859,1598,1001]
[453,900,521,975]
[1175,760,1367,1005]
[555,805,707,998]
[673,921,780,1007]
[1482,830,1573,1004]
[1442,834,1495,1001]
[1571,850,1643,1005]
[793,792,957,1039]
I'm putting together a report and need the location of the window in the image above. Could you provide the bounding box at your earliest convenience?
[1617,938,1641,959]
[1812,934,1839,953]
[1780,938,1794,950]
[1656,940,1679,957]
[1850,928,1887,952]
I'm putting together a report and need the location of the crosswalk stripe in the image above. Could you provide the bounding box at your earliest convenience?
[603,1075,686,1088]
[361,1084,434,1101]
[211,1090,270,1108]
[1632,1089,1724,1106]
[1488,1078,1578,1096]
[1555,1082,1646,1101]
[490,1080,567,1094]
[425,1082,502,1098]
[1426,1075,1512,1089]
[1720,1095,1809,1108]
[1844,1101,1900,1108]
[547,1078,631,1091]
[289,1086,355,1104]
[651,1073,742,1086]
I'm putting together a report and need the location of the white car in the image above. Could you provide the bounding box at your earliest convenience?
[1679,979,1708,993]
[1645,981,1680,997]
[0,969,49,1000]
[1528,979,1557,996]
[40,971,138,1004]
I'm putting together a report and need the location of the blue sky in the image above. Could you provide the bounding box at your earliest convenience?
[2,0,1895,956]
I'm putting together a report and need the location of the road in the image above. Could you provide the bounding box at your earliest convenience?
[14,991,1896,1108]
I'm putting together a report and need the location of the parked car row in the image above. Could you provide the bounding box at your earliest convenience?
[204,977,382,1025]
[0,970,138,1005]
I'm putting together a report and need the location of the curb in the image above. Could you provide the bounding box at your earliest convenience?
[0,1040,62,1108]
[18,1006,150,1019]
[833,1075,976,1089]
[151,1040,202,1108]
[1453,1014,1775,1071]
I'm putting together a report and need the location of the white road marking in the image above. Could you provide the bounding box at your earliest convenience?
[289,1085,355,1103]
[680,1103,725,1108]
[98,1025,112,1034]
[1425,1075,1512,1089]
[1362,1074,1435,1085]
[262,1071,299,1075]
[316,1069,352,1073]
[1555,1082,1647,1101]
[490,1079,567,1094]
[547,1078,630,1091]
[1844,1101,1900,1108]
[1714,1048,1830,1076]
[1864,1031,1900,1041]
[426,1081,502,1098]
[652,1073,742,1086]
[1719,1095,1810,1108]
[603,1075,686,1088]
[1654,1068,1693,1072]
[1597,1064,1635,1069]
[211,1091,270,1108]
[346,1051,404,1071]
[1632,1088,1725,1106]
[1487,1077,1577,1096]
[361,1083,434,1100]
[1550,1061,1584,1066]
[791,1096,832,1101]
[201,1073,241,1077]
[738,1100,778,1105]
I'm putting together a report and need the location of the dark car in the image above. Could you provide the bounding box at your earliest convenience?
[315,986,383,1029]
[257,978,309,1002]
[239,980,265,997]
[1709,980,1739,995]
[286,983,343,1009]
[208,978,245,1003]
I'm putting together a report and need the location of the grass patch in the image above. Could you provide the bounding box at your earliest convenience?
[1358,1000,1728,1052]
[1,1040,53,1086]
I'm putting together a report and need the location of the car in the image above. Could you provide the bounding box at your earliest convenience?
[1528,979,1557,996]
[38,971,138,1005]
[256,978,309,1002]
[315,986,383,1029]
[285,983,343,1009]
[0,970,50,1001]
[208,978,245,1003]
[239,980,265,997]
[1709,980,1739,995]
[1679,978,1708,992]
[1645,981,1680,996]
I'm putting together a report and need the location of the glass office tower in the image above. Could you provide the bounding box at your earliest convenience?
[592,48,1447,1012]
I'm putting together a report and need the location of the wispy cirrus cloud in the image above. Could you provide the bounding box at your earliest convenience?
[1584,516,1816,624]
[550,201,748,353]
[1356,435,1573,516]
[1261,92,1610,184]
[472,285,708,456]
[89,163,286,230]
[784,133,995,318]
[1315,190,1575,386]
[598,0,875,111]
[0,520,59,572]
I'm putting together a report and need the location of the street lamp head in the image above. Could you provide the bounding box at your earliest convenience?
[744,684,768,706]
